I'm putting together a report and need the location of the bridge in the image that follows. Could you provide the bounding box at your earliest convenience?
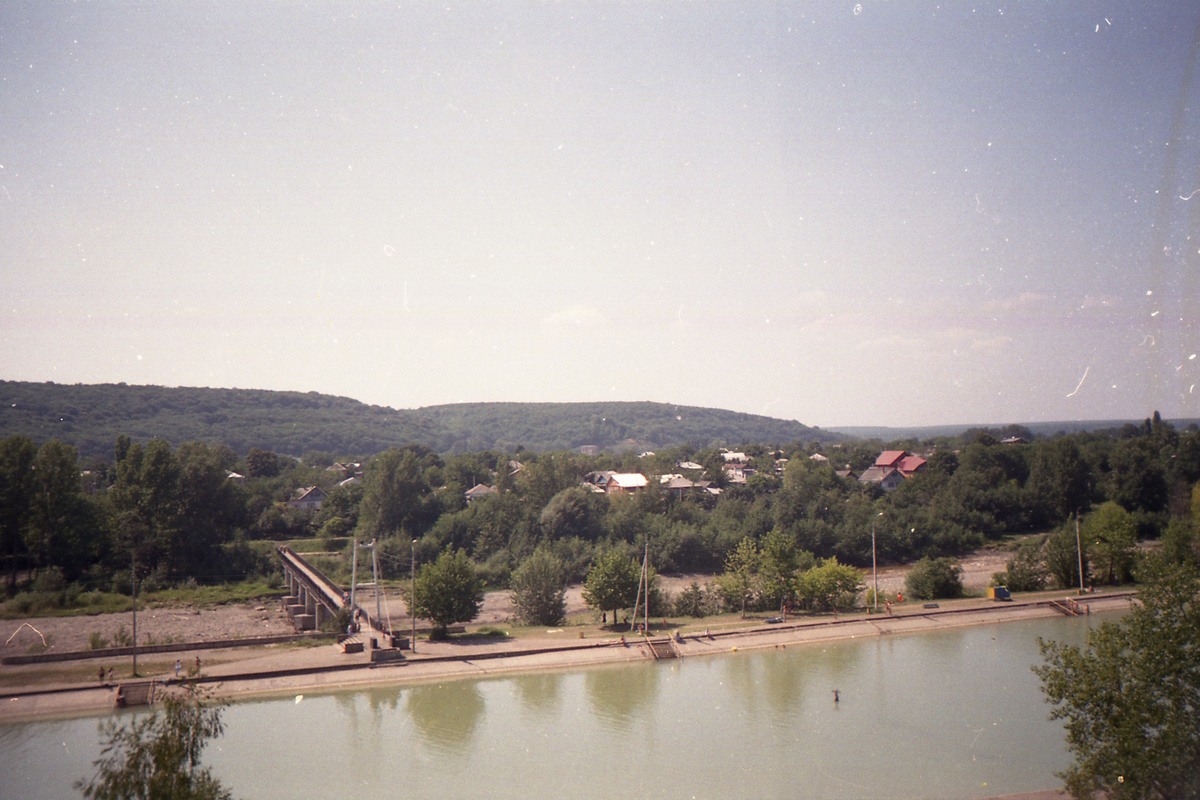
[277,545,349,632]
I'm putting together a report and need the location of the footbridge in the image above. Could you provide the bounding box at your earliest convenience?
[277,545,348,632]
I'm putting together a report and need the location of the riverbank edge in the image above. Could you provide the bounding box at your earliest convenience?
[0,591,1134,724]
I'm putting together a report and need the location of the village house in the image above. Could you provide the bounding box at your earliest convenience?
[659,474,695,499]
[464,483,498,503]
[604,473,648,495]
[856,466,904,491]
[858,450,928,491]
[286,485,327,511]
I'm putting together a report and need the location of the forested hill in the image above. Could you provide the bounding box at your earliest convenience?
[0,381,841,462]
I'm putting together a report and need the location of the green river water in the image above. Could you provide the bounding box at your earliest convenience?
[0,613,1112,800]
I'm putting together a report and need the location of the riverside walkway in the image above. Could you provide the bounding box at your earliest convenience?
[0,590,1134,723]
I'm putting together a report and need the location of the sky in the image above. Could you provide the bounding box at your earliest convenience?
[2,1,1199,429]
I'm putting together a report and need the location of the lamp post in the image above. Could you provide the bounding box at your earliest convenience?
[872,512,883,611]
[410,539,417,653]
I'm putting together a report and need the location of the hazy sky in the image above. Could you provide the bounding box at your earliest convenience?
[3,2,1199,428]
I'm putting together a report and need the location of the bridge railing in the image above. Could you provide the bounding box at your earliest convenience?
[278,545,347,610]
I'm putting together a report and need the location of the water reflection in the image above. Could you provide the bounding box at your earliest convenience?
[406,681,485,754]
[1,614,1116,800]
[513,672,562,719]
[584,661,660,731]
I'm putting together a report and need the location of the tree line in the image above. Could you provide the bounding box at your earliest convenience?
[3,412,1199,615]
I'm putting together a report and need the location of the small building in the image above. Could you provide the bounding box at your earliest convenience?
[286,486,327,511]
[874,450,927,478]
[605,473,648,495]
[857,466,904,491]
[660,474,695,499]
[464,483,498,503]
[724,464,757,484]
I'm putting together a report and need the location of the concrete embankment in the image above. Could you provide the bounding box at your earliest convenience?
[0,591,1132,722]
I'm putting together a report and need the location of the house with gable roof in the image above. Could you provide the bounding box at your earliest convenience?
[859,450,927,491]
[464,483,498,503]
[286,486,327,511]
[605,473,648,495]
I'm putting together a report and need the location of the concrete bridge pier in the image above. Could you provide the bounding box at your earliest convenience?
[277,545,344,633]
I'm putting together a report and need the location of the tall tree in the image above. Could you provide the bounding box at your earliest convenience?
[1035,565,1200,800]
[1107,438,1168,514]
[1082,501,1137,585]
[25,440,96,581]
[509,546,568,626]
[582,548,641,625]
[1026,437,1093,525]
[172,442,244,581]
[412,549,484,636]
[720,537,760,618]
[0,435,37,592]
[107,439,181,582]
[357,447,433,539]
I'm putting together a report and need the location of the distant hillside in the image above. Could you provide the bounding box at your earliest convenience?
[830,418,1200,441]
[0,381,841,462]
[417,401,840,455]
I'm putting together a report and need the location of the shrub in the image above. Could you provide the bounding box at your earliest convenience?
[89,631,109,650]
[992,542,1048,592]
[113,625,133,647]
[33,567,65,594]
[904,556,963,600]
[671,581,720,618]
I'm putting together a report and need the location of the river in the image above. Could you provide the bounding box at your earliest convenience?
[0,613,1109,800]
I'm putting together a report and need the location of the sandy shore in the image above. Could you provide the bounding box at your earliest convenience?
[0,589,1133,724]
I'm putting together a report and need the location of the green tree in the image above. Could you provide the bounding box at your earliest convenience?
[75,686,236,800]
[719,536,760,617]
[509,546,568,626]
[1160,517,1198,568]
[794,557,864,611]
[1026,437,1093,525]
[992,540,1048,593]
[26,440,99,582]
[412,549,484,636]
[758,528,807,611]
[0,435,37,591]
[108,439,182,584]
[1034,565,1200,800]
[243,447,280,479]
[538,486,606,542]
[172,442,245,581]
[1044,522,1090,590]
[903,556,963,600]
[357,447,435,539]
[1083,501,1137,585]
[671,580,719,618]
[582,548,641,625]
[1107,438,1168,515]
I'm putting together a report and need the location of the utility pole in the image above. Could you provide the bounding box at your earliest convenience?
[410,539,417,653]
[1075,511,1085,594]
[350,539,358,612]
[872,512,883,612]
[130,549,138,677]
[371,540,382,626]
